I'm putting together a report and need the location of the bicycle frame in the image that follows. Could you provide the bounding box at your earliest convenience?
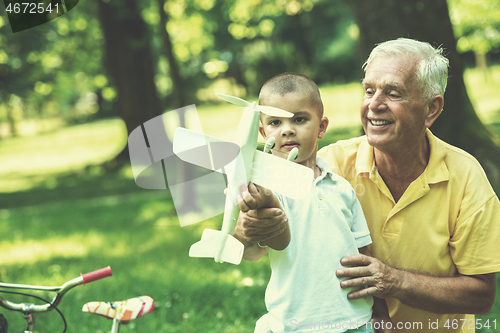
[0,266,112,333]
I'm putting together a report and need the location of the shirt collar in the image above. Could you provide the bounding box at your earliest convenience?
[425,129,449,184]
[354,129,449,184]
[355,136,375,176]
[316,156,338,181]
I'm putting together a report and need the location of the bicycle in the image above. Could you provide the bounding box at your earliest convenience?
[0,266,155,333]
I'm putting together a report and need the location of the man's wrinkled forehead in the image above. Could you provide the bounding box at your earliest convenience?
[363,54,419,86]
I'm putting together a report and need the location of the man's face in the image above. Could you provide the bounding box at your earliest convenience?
[259,92,328,169]
[361,55,431,154]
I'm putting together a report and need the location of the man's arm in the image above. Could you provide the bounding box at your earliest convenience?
[336,254,496,315]
[358,247,393,333]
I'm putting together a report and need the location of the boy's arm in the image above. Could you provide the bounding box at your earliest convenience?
[237,182,290,252]
[234,208,288,262]
[240,237,268,262]
[358,247,393,333]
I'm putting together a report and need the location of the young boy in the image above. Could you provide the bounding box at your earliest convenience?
[236,73,391,333]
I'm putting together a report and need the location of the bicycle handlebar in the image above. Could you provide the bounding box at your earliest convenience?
[0,266,112,314]
[81,266,112,285]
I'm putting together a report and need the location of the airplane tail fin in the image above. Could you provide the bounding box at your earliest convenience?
[189,229,244,265]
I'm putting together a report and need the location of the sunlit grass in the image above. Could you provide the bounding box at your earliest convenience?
[0,117,66,138]
[0,118,128,192]
[464,65,500,124]
[0,236,90,266]
[320,82,364,129]
[0,119,127,174]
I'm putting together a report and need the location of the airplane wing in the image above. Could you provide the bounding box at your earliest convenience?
[173,127,240,173]
[189,229,244,265]
[250,150,313,200]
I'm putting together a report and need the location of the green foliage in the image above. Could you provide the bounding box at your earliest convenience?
[1,0,499,135]
[150,0,359,101]
[448,0,500,54]
[0,0,362,133]
[0,0,115,129]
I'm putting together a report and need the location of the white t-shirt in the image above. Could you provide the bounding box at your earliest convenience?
[255,157,373,333]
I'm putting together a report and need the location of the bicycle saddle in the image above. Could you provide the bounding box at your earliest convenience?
[82,295,155,321]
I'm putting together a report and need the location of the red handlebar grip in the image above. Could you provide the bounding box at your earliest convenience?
[81,266,112,285]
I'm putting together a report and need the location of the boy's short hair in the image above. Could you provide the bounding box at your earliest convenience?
[259,73,324,118]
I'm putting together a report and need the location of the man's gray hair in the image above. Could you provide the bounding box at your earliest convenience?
[363,38,449,101]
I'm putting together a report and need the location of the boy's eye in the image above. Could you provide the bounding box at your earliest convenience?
[269,120,281,126]
[294,117,306,123]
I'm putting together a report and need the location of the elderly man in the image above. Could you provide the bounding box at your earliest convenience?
[234,38,500,333]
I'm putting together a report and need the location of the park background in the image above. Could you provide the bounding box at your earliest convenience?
[1,0,500,332]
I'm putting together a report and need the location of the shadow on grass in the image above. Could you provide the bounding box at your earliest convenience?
[0,165,149,209]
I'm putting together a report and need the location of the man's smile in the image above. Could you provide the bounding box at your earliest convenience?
[368,118,393,126]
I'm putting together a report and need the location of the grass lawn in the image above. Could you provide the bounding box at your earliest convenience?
[0,67,499,332]
[1,185,271,332]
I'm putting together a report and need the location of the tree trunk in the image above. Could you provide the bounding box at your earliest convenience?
[157,0,185,110]
[156,0,200,211]
[97,0,165,163]
[7,106,17,138]
[351,0,500,186]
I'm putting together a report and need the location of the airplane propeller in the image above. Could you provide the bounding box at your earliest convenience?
[216,93,293,118]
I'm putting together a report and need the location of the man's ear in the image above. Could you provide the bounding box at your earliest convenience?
[259,125,266,139]
[425,95,444,128]
[318,116,329,139]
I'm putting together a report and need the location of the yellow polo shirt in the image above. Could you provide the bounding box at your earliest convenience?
[318,129,500,333]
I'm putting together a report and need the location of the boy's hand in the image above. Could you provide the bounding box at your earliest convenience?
[237,182,275,212]
[233,182,289,255]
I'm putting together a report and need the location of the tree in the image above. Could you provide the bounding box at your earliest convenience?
[351,0,500,186]
[448,0,500,69]
[97,0,164,162]
[0,0,109,137]
[213,0,358,95]
[157,0,186,109]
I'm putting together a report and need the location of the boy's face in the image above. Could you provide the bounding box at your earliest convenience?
[259,92,328,169]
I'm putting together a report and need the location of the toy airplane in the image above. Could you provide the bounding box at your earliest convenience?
[172,93,313,265]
